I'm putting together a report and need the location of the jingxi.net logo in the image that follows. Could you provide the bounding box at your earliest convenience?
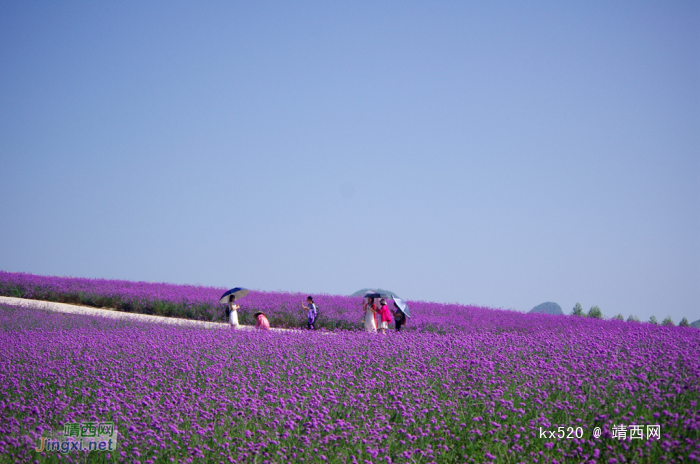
[36,421,118,453]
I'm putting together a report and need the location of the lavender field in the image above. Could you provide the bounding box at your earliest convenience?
[0,273,699,463]
[0,271,522,332]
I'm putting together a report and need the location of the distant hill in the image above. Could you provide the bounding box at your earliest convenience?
[691,319,700,329]
[351,288,398,298]
[529,302,563,315]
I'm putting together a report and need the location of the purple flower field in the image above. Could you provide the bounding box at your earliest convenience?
[0,271,525,332]
[1,279,698,463]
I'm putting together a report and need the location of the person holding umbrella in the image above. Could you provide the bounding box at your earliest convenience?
[219,288,249,329]
[391,296,411,332]
[227,296,240,328]
[362,295,378,333]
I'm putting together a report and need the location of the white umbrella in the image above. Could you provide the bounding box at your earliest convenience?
[392,296,411,318]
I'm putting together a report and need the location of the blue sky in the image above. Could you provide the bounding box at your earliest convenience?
[1,1,698,322]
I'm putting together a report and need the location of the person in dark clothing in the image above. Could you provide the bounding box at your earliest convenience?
[392,301,406,331]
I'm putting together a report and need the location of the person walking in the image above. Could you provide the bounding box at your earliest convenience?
[378,298,392,334]
[254,312,270,330]
[302,296,318,330]
[363,297,377,333]
[226,295,240,329]
[392,301,406,332]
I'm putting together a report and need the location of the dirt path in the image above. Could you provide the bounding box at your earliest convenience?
[0,296,280,331]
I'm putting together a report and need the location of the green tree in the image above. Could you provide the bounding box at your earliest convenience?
[612,314,624,321]
[679,317,690,327]
[572,302,584,316]
[627,315,640,322]
[649,315,658,325]
[662,316,674,326]
[587,305,602,319]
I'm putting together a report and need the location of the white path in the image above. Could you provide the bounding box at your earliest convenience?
[0,296,286,331]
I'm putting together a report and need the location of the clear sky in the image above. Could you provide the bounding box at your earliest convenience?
[1,1,698,323]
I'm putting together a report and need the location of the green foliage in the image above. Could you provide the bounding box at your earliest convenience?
[649,315,658,325]
[627,315,640,322]
[679,317,689,327]
[572,302,584,316]
[662,316,674,327]
[0,281,364,329]
[587,305,602,319]
[0,283,223,322]
[612,314,624,321]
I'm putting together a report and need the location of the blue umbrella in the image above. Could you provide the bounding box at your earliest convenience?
[392,296,411,318]
[219,287,250,304]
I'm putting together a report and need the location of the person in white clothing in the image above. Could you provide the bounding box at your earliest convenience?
[227,295,240,328]
[363,297,377,333]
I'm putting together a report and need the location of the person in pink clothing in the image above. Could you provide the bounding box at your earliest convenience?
[377,299,392,334]
[254,312,270,330]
